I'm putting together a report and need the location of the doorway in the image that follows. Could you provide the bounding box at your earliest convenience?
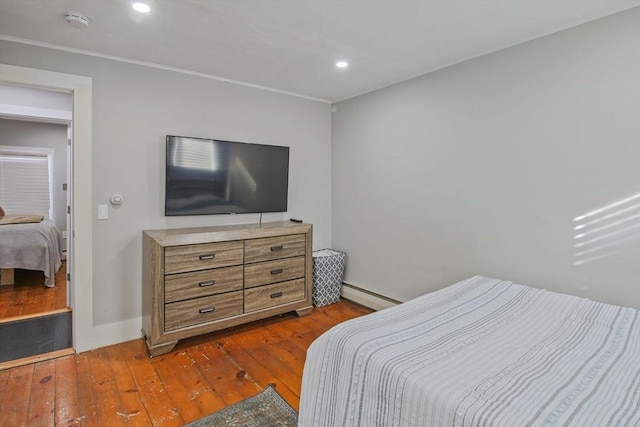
[0,105,72,362]
[0,64,93,359]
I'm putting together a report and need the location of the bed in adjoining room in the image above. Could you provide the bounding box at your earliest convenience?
[299,276,640,427]
[0,215,62,288]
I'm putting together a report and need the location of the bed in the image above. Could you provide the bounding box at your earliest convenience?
[0,218,62,287]
[299,276,640,426]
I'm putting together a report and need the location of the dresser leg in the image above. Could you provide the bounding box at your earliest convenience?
[295,306,313,317]
[146,340,178,357]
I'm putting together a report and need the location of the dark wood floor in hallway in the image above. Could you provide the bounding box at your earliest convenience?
[0,262,68,320]
[0,299,372,426]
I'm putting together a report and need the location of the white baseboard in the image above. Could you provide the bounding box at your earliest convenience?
[341,281,400,311]
[85,317,143,351]
[79,284,397,352]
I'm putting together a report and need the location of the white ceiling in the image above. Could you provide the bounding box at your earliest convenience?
[0,1,638,103]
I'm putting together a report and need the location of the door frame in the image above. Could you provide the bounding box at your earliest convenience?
[0,64,94,352]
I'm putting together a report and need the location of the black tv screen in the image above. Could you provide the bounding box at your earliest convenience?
[165,135,289,215]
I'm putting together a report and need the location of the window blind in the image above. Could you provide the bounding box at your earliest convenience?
[168,137,218,170]
[0,153,51,218]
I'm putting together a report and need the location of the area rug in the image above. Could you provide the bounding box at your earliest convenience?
[184,385,298,427]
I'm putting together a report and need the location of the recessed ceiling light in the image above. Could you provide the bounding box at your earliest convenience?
[336,61,349,68]
[132,2,151,13]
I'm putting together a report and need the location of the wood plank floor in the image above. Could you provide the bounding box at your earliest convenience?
[0,262,68,320]
[0,300,372,426]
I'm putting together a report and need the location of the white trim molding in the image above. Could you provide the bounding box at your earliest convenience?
[0,63,94,353]
[91,317,143,350]
[0,103,72,123]
[0,36,331,104]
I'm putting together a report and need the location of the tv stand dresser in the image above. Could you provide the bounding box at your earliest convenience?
[142,221,313,356]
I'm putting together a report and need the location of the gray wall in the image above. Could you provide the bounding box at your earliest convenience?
[0,41,332,327]
[0,83,73,111]
[0,119,68,233]
[332,9,640,308]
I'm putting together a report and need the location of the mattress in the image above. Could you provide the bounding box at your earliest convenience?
[299,276,640,426]
[0,219,62,287]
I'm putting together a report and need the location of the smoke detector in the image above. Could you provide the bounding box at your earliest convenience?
[64,12,90,29]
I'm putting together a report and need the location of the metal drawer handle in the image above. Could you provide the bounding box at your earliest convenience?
[270,269,283,275]
[270,245,283,252]
[198,280,215,287]
[199,306,215,314]
[199,254,215,260]
[270,292,283,298]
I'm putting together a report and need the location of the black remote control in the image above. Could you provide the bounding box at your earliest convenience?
[290,218,303,223]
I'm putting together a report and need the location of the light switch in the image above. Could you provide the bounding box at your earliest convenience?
[98,204,109,220]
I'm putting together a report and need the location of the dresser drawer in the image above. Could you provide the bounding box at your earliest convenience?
[244,256,305,289]
[245,234,305,264]
[165,266,243,303]
[164,291,243,331]
[244,279,305,312]
[165,241,243,274]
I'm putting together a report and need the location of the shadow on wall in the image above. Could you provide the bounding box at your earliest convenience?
[573,193,640,266]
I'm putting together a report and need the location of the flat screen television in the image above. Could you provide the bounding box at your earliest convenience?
[165,135,289,216]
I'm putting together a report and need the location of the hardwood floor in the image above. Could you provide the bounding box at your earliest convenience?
[0,299,372,426]
[0,262,68,320]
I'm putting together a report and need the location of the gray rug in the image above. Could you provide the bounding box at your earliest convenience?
[184,385,298,427]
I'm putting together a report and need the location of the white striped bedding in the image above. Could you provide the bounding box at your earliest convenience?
[299,276,640,426]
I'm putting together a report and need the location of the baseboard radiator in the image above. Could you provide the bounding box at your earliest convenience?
[340,281,401,311]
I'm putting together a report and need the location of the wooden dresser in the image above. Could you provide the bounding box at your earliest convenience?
[142,221,313,356]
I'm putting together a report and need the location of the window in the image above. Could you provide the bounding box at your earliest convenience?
[0,146,54,220]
